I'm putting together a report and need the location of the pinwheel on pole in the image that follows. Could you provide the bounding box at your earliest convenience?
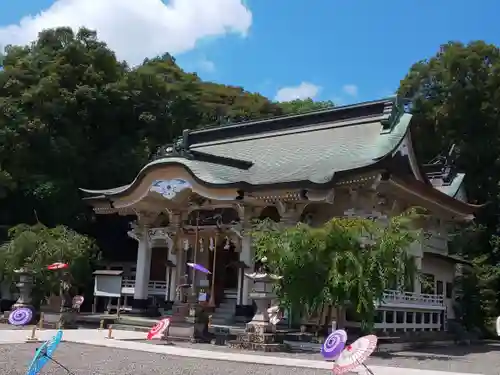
[332,334,378,375]
[46,262,69,328]
[26,329,76,375]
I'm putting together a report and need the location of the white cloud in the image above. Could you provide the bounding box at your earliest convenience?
[274,82,321,102]
[0,0,252,65]
[342,84,358,97]
[198,57,215,72]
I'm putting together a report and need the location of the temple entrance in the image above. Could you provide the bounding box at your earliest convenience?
[211,241,239,305]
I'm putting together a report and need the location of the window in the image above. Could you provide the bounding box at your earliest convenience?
[436,280,444,295]
[432,313,438,324]
[385,311,394,323]
[396,311,405,324]
[424,312,431,324]
[406,312,414,323]
[415,312,422,323]
[445,282,453,299]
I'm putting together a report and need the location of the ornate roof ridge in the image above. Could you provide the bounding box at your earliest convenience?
[182,97,400,147]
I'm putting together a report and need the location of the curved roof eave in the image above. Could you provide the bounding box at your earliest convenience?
[81,155,399,202]
[386,176,484,219]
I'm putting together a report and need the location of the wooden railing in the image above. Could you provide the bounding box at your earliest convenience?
[381,289,445,308]
[121,278,167,295]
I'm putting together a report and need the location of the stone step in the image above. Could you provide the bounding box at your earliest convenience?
[212,316,233,323]
[219,301,237,308]
[213,311,234,317]
[228,340,286,352]
[211,314,234,320]
[223,290,238,299]
[211,317,234,325]
[111,324,192,341]
[215,307,235,314]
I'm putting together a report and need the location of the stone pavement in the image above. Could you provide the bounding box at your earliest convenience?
[0,328,486,375]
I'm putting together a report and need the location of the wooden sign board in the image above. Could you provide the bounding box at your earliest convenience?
[93,270,123,298]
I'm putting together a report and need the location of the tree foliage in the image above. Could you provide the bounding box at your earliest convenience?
[252,213,418,328]
[0,27,283,229]
[0,223,97,306]
[278,98,335,115]
[398,41,500,327]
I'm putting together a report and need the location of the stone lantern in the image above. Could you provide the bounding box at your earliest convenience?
[11,268,35,312]
[229,257,285,351]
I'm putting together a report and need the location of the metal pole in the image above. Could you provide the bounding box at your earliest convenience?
[58,247,65,327]
[208,232,218,307]
[167,267,172,302]
[191,214,199,296]
[117,296,121,319]
[58,269,64,328]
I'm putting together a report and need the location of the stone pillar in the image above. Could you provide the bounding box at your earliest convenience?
[240,233,253,306]
[167,247,177,302]
[236,205,255,309]
[168,213,187,303]
[414,255,422,294]
[132,226,152,311]
[236,268,243,305]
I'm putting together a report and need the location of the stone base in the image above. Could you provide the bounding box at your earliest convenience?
[246,321,275,334]
[228,340,286,352]
[229,321,286,352]
[59,311,79,329]
[169,302,190,323]
[11,302,35,310]
[238,332,277,344]
[111,317,211,343]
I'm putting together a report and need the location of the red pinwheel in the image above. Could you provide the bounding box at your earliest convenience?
[47,262,68,271]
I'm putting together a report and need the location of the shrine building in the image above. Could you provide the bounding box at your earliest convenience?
[81,97,479,332]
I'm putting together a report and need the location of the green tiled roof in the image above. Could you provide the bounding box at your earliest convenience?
[189,113,411,185]
[81,98,411,196]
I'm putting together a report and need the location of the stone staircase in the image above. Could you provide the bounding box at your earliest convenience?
[211,289,237,325]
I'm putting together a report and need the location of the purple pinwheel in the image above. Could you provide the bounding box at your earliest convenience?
[187,262,211,274]
[8,307,33,326]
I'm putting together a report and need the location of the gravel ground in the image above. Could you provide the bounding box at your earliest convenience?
[1,341,498,375]
[0,342,327,375]
[137,340,500,374]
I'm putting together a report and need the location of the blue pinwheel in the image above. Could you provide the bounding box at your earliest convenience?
[26,330,72,375]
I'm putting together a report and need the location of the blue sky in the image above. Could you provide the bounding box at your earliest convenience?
[1,0,499,104]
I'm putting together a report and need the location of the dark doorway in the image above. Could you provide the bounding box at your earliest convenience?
[211,240,239,305]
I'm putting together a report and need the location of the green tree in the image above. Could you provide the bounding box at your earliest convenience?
[398,40,500,326]
[252,213,418,330]
[278,98,335,115]
[0,27,283,229]
[0,223,97,307]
